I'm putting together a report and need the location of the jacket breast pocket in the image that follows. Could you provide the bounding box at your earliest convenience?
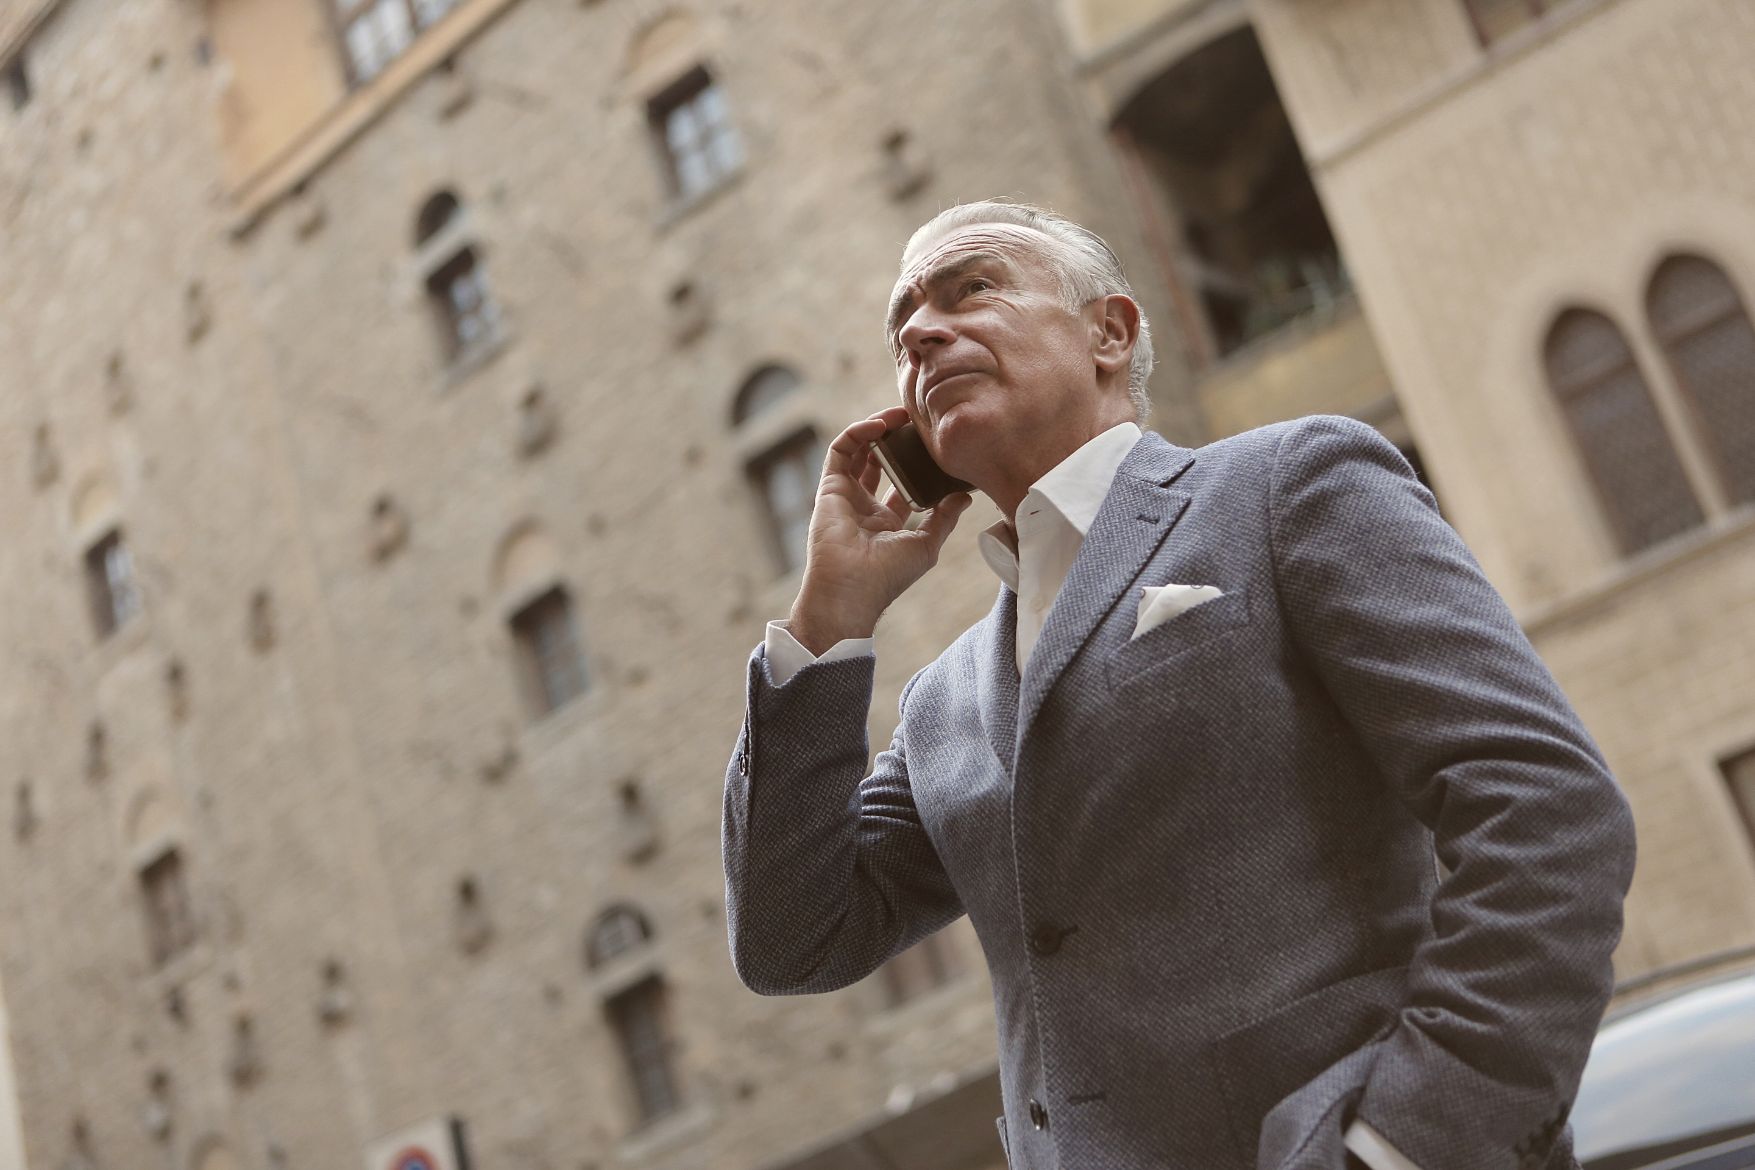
[1105,586,1251,694]
[1208,965,1406,1166]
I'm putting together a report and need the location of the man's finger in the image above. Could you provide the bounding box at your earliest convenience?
[821,416,895,480]
[881,486,912,521]
[919,492,972,552]
[859,452,884,497]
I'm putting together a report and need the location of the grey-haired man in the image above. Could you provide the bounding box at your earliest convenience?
[722,201,1635,1170]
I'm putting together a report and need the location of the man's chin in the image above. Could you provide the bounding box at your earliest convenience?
[926,407,990,486]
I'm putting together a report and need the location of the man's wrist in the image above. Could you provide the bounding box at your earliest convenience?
[787,615,878,657]
[788,591,879,655]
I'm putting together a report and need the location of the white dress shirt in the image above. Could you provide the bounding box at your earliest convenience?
[762,422,1420,1170]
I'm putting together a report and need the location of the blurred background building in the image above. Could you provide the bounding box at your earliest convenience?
[0,0,1749,1169]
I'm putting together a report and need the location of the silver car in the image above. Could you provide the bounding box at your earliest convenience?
[1572,967,1755,1169]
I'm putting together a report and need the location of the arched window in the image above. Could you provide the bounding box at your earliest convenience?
[732,366,820,575]
[84,526,141,638]
[1544,308,1703,555]
[1647,255,1755,508]
[509,585,587,716]
[415,190,461,246]
[607,976,682,1125]
[584,905,681,1125]
[413,190,500,365]
[730,365,800,426]
[139,847,196,967]
[586,904,653,970]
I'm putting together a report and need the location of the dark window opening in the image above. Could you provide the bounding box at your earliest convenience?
[586,905,653,970]
[510,586,587,716]
[141,850,196,967]
[881,932,958,1007]
[415,190,461,246]
[747,429,820,576]
[1647,254,1755,509]
[85,529,142,639]
[648,66,743,201]
[606,977,682,1125]
[425,246,499,361]
[5,55,29,110]
[1545,308,1704,555]
[1725,747,1755,854]
[1113,28,1346,365]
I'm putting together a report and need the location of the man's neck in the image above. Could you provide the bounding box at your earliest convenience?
[992,417,1134,523]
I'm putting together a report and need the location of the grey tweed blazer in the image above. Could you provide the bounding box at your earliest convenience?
[722,415,1637,1170]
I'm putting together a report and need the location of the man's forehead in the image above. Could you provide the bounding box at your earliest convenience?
[896,223,1060,287]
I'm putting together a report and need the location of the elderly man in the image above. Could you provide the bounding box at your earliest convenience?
[721,201,1635,1170]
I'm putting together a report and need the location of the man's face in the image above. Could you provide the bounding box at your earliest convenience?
[886,224,1111,483]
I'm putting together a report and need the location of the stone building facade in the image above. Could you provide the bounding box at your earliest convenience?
[1,0,1751,1169]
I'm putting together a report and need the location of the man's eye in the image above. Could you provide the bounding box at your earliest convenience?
[963,278,993,296]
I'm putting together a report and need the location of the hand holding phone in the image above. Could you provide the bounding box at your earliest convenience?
[783,410,972,654]
[870,421,973,512]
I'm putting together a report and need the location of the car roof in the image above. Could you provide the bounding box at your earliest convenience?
[1573,968,1755,1164]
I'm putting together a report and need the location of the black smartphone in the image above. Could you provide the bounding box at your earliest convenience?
[870,421,973,512]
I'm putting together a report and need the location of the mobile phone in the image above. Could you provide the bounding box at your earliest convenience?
[870,421,973,512]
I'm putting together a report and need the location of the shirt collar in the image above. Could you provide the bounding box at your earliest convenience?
[976,422,1142,590]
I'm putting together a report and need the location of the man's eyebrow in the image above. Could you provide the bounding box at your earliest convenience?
[885,251,1011,346]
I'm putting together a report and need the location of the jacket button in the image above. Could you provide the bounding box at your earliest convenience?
[1028,925,1063,956]
[1029,1098,1048,1130]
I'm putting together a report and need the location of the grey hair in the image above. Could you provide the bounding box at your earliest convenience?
[899,199,1155,424]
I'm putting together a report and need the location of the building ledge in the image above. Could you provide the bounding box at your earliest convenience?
[0,0,65,66]
[614,1099,716,1165]
[750,1062,1003,1170]
[1520,503,1755,638]
[1195,294,1396,439]
[228,0,525,236]
[1304,0,1632,172]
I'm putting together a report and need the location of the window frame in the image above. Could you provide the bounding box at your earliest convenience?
[4,52,29,111]
[1543,307,1706,557]
[509,584,588,717]
[586,905,654,971]
[1647,254,1755,510]
[85,528,142,640]
[331,0,463,87]
[646,65,744,204]
[1722,746,1755,862]
[139,848,197,968]
[424,245,500,363]
[412,192,505,371]
[605,975,683,1125]
[745,427,821,577]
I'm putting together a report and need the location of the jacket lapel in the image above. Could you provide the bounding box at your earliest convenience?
[1016,433,1197,747]
[976,585,1021,771]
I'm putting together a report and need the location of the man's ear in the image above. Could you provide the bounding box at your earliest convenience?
[1090,294,1140,377]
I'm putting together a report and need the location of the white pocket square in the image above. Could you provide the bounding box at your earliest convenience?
[1133,583,1224,640]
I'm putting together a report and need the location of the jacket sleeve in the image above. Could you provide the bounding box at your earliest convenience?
[722,646,965,996]
[1267,414,1637,1170]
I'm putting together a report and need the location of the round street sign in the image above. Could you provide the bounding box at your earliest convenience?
[390,1148,439,1170]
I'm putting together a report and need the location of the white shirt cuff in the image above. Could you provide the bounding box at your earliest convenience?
[764,621,875,687]
[1345,1119,1422,1170]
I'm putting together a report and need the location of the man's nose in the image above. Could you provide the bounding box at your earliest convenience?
[899,309,954,360]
